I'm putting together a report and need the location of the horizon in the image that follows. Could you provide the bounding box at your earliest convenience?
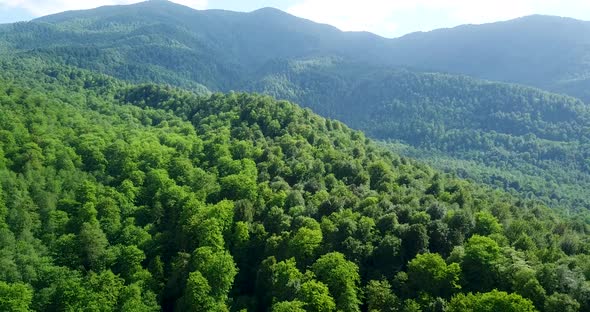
[1,0,589,38]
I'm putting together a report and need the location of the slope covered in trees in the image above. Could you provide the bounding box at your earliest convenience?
[2,1,589,211]
[4,1,590,101]
[2,56,590,311]
[248,60,590,211]
[385,15,590,102]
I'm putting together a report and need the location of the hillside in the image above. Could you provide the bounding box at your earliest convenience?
[385,15,590,101]
[5,1,590,102]
[246,59,590,210]
[2,53,590,312]
[0,1,590,210]
[1,1,380,91]
[2,1,590,211]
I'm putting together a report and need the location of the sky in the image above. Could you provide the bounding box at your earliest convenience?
[1,0,590,38]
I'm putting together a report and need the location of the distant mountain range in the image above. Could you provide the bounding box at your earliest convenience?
[18,0,590,102]
[2,0,590,209]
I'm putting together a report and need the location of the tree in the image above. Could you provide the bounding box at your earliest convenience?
[190,247,237,304]
[78,220,109,271]
[84,270,125,312]
[372,234,403,278]
[407,253,461,298]
[448,210,475,245]
[288,226,323,264]
[474,211,502,236]
[298,280,336,312]
[267,258,304,303]
[271,300,306,312]
[544,293,580,312]
[365,280,398,312]
[402,224,429,261]
[510,267,546,308]
[312,252,361,312]
[0,282,33,312]
[462,235,503,292]
[428,220,452,255]
[118,283,159,312]
[179,271,217,311]
[447,290,536,312]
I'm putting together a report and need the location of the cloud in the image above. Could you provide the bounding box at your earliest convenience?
[169,0,208,10]
[287,0,404,37]
[287,0,590,38]
[0,0,207,17]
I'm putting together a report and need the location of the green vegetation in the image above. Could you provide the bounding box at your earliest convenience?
[2,2,590,310]
[252,61,590,211]
[2,2,589,211]
[1,56,590,311]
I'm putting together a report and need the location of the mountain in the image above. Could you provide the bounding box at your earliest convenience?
[384,15,590,102]
[267,63,590,209]
[4,1,590,101]
[1,48,589,312]
[2,0,590,211]
[15,1,590,102]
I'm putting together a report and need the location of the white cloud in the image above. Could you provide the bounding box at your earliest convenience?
[168,0,207,10]
[0,0,207,17]
[287,0,590,38]
[287,0,405,37]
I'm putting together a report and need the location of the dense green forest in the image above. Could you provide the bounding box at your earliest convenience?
[247,60,590,211]
[2,1,590,211]
[3,2,590,310]
[2,56,590,311]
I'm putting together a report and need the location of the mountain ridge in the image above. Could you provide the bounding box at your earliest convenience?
[27,1,590,102]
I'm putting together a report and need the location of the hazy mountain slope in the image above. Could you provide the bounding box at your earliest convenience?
[5,1,590,99]
[21,0,382,83]
[385,15,590,101]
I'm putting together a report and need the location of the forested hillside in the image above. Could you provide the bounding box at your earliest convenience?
[4,1,590,102]
[248,60,590,210]
[385,15,590,102]
[2,1,589,211]
[2,56,590,311]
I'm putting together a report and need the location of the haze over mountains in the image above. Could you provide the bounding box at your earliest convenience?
[16,0,590,101]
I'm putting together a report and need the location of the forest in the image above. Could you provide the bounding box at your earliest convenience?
[249,61,590,211]
[2,2,590,311]
[2,3,590,212]
[1,56,590,312]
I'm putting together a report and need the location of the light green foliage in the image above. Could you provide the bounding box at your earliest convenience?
[271,300,306,312]
[288,226,323,263]
[474,211,503,236]
[462,235,503,292]
[180,271,218,311]
[0,282,33,312]
[312,252,361,312]
[447,290,537,312]
[190,247,237,304]
[407,253,461,298]
[0,54,588,312]
[298,280,336,312]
